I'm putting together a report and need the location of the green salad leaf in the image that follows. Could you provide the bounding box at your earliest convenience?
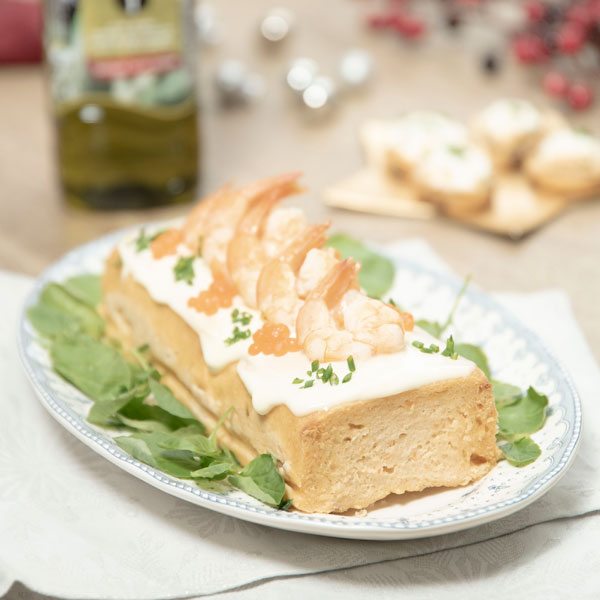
[28,277,289,509]
[492,380,522,408]
[499,437,542,467]
[454,343,491,379]
[62,274,103,307]
[51,334,132,402]
[228,454,286,507]
[325,233,395,299]
[149,379,197,420]
[497,387,548,440]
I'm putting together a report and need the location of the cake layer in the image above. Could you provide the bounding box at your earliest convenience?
[103,249,500,513]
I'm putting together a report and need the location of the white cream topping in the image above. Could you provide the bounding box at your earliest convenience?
[118,228,263,372]
[533,127,600,165]
[388,111,468,167]
[118,225,477,416]
[237,328,475,416]
[477,98,542,143]
[415,144,493,194]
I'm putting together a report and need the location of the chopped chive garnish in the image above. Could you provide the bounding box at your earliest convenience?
[342,373,352,384]
[311,360,319,372]
[430,344,439,353]
[412,341,425,349]
[441,335,458,360]
[224,326,251,346]
[302,380,314,389]
[330,373,339,386]
[292,378,304,385]
[347,356,356,372]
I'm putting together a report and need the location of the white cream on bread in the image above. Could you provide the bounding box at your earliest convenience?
[118,225,475,417]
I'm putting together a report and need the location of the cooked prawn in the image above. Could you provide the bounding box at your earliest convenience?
[181,172,302,270]
[226,185,295,307]
[256,223,330,330]
[296,259,405,362]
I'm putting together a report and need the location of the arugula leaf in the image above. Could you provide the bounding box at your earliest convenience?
[325,233,394,299]
[39,283,105,339]
[492,380,522,408]
[499,437,542,467]
[415,275,471,339]
[174,256,195,285]
[51,334,131,402]
[454,343,491,378]
[62,275,102,307]
[497,386,548,439]
[228,454,286,506]
[149,379,196,420]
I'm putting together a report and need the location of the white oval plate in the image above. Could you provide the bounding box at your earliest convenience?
[18,228,582,540]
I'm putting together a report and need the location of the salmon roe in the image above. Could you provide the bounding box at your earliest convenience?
[151,229,183,259]
[248,322,300,357]
[188,272,237,316]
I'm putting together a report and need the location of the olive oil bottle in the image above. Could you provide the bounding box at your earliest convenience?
[45,0,199,209]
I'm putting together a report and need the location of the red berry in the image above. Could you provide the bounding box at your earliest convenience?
[512,33,549,63]
[367,14,391,29]
[567,82,594,110]
[543,71,570,97]
[399,16,426,38]
[525,0,547,23]
[566,2,593,27]
[556,23,587,54]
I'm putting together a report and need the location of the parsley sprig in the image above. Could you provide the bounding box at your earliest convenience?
[134,228,165,252]
[174,256,195,285]
[293,356,356,389]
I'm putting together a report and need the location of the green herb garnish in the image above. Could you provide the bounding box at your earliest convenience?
[231,308,253,327]
[347,356,356,372]
[174,256,195,285]
[441,335,458,359]
[447,145,465,156]
[225,309,253,346]
[134,228,165,252]
[412,341,439,354]
[342,373,352,384]
[302,380,314,388]
[416,275,471,338]
[225,326,251,346]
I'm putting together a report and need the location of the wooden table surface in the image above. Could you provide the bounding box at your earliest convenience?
[1,0,598,359]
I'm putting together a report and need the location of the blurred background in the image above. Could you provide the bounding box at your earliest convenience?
[0,0,599,353]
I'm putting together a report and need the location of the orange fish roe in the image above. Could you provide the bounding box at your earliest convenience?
[151,229,184,259]
[187,272,237,316]
[401,311,414,332]
[249,322,300,357]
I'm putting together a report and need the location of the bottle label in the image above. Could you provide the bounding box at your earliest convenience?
[80,0,183,81]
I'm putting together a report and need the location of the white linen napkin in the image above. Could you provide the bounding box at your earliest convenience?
[1,239,599,600]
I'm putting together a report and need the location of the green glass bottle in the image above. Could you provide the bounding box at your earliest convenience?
[45,0,199,209]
